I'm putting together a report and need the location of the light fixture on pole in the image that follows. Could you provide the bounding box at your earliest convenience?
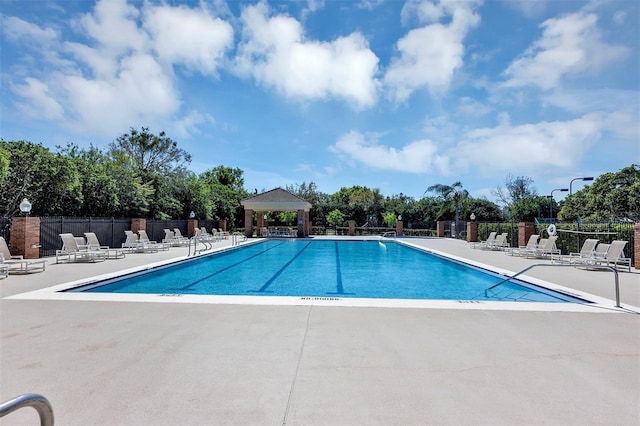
[19,198,32,216]
[470,213,476,221]
[549,188,568,221]
[397,215,402,221]
[189,211,195,219]
[569,176,594,195]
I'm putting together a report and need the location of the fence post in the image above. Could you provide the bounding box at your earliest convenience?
[467,221,478,243]
[218,219,227,232]
[395,220,403,236]
[518,222,535,247]
[187,219,198,237]
[131,218,146,234]
[9,216,41,259]
[348,220,355,236]
[634,223,639,269]
[436,221,445,237]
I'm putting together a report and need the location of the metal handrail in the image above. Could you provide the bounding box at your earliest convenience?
[0,393,54,426]
[485,263,621,308]
[381,231,396,239]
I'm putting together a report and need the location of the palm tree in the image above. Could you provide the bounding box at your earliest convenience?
[425,181,468,222]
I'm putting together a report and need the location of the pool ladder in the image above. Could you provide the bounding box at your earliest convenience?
[0,393,54,426]
[485,263,622,308]
[187,235,212,256]
[381,231,396,239]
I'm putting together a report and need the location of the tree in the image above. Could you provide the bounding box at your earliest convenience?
[199,166,250,227]
[425,181,468,222]
[492,174,537,208]
[559,164,639,221]
[382,211,397,227]
[109,127,192,218]
[0,140,82,216]
[326,209,344,229]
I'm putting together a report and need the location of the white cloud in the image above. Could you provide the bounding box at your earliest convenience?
[503,11,629,90]
[329,130,448,174]
[11,77,64,120]
[454,113,604,175]
[3,0,240,138]
[143,3,233,75]
[1,15,58,45]
[385,0,481,102]
[173,110,215,138]
[234,2,380,108]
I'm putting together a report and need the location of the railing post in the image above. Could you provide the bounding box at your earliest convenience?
[9,216,41,259]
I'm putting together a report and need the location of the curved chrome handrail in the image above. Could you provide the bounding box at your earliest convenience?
[0,393,54,426]
[485,263,621,308]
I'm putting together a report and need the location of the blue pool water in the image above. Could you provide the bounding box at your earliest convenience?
[72,240,583,303]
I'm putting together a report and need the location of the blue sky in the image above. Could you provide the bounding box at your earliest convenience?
[1,0,638,204]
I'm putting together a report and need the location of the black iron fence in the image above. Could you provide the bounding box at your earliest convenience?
[0,217,10,242]
[535,221,635,266]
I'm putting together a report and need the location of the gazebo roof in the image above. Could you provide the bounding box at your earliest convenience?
[240,188,312,212]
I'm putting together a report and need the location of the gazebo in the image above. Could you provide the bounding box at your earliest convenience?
[240,188,312,237]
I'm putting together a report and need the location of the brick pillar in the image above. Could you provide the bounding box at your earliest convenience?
[9,216,41,259]
[244,209,253,237]
[396,221,403,236]
[304,211,310,236]
[467,221,478,243]
[131,218,146,234]
[187,219,198,237]
[218,219,227,232]
[348,220,355,236]
[634,223,639,269]
[436,221,445,237]
[297,210,304,237]
[257,211,265,233]
[518,222,535,248]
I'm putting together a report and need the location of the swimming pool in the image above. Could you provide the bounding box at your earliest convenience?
[69,240,584,303]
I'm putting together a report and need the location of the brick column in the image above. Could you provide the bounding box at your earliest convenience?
[436,221,445,237]
[218,219,227,232]
[297,210,304,237]
[348,220,355,236]
[244,209,253,237]
[9,216,41,259]
[257,212,265,233]
[634,223,639,269]
[396,221,403,236]
[304,211,310,236]
[518,222,535,248]
[131,218,146,234]
[187,219,198,237]
[467,221,478,243]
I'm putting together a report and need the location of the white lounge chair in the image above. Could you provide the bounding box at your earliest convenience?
[57,233,106,263]
[84,232,126,259]
[470,232,496,249]
[138,230,170,251]
[556,239,599,264]
[485,233,509,250]
[524,235,560,259]
[0,254,10,278]
[587,240,631,272]
[0,236,46,273]
[506,234,539,256]
[123,231,158,253]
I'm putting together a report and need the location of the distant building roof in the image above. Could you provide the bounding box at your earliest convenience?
[241,188,312,211]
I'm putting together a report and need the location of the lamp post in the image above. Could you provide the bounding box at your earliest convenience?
[549,189,568,221]
[19,198,32,216]
[569,176,594,195]
[470,213,476,221]
[189,211,195,219]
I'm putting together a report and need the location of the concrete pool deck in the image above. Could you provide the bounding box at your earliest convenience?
[1,236,639,425]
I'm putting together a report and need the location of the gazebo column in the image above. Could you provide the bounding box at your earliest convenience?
[297,209,304,237]
[304,210,310,236]
[257,211,265,235]
[244,209,254,238]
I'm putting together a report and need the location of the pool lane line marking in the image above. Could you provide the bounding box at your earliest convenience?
[249,241,313,293]
[327,241,355,296]
[172,241,288,291]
